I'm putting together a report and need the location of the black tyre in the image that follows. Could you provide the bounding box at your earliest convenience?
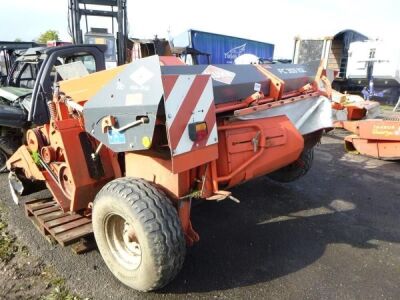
[92,177,186,291]
[0,136,21,172]
[268,148,314,183]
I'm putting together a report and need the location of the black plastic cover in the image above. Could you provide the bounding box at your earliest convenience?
[161,64,270,105]
[0,104,27,128]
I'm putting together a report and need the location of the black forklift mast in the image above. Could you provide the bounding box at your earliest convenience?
[68,0,128,65]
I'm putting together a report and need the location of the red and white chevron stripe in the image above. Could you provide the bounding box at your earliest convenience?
[162,74,218,156]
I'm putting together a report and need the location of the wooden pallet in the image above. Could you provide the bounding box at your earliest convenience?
[24,198,94,251]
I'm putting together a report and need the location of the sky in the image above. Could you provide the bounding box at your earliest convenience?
[1,0,399,58]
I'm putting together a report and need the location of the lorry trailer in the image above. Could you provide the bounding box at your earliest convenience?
[173,29,274,65]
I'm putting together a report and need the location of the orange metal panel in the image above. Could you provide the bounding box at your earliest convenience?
[346,136,378,157]
[340,120,361,133]
[46,118,118,211]
[358,120,400,141]
[59,65,127,103]
[377,141,400,159]
[215,116,304,188]
[233,92,321,117]
[42,170,71,211]
[178,200,199,246]
[172,144,219,174]
[159,56,185,66]
[346,136,400,160]
[255,65,285,100]
[346,106,366,120]
[6,146,45,181]
[125,153,191,199]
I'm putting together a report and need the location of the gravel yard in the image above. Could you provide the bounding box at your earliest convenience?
[0,131,399,299]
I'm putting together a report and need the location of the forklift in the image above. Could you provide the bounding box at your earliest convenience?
[68,0,128,66]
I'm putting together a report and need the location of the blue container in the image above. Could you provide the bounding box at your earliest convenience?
[173,29,274,64]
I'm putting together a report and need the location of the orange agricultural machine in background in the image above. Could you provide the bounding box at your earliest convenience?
[7,56,332,291]
[331,90,400,160]
[338,118,400,160]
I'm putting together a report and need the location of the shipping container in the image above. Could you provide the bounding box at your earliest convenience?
[173,29,274,65]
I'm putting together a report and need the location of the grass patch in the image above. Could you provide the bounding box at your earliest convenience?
[0,203,87,299]
[41,267,88,300]
[380,104,395,111]
[40,285,85,300]
[0,231,17,263]
[0,202,17,263]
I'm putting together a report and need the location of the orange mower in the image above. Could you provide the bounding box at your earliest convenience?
[337,117,400,160]
[331,91,400,160]
[7,56,332,291]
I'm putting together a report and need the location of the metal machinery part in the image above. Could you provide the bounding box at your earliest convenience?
[339,119,400,160]
[104,213,142,270]
[7,55,333,291]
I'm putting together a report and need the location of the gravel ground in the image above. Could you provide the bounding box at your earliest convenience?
[0,130,399,299]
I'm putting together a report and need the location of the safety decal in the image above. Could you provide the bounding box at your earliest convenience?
[107,129,126,144]
[202,65,236,85]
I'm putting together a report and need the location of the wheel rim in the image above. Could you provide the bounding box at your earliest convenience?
[104,214,142,270]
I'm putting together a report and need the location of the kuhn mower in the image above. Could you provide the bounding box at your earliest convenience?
[339,117,400,160]
[7,56,332,291]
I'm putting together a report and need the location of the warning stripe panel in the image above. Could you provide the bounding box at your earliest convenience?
[162,75,179,102]
[176,79,214,154]
[206,124,218,146]
[168,76,210,150]
[162,74,218,156]
[164,75,196,126]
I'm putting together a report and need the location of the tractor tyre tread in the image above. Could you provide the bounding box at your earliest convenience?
[93,177,186,291]
[0,136,20,155]
[268,148,314,183]
[0,136,20,172]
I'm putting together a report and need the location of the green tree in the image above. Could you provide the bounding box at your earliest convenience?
[37,30,60,44]
[14,38,22,42]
